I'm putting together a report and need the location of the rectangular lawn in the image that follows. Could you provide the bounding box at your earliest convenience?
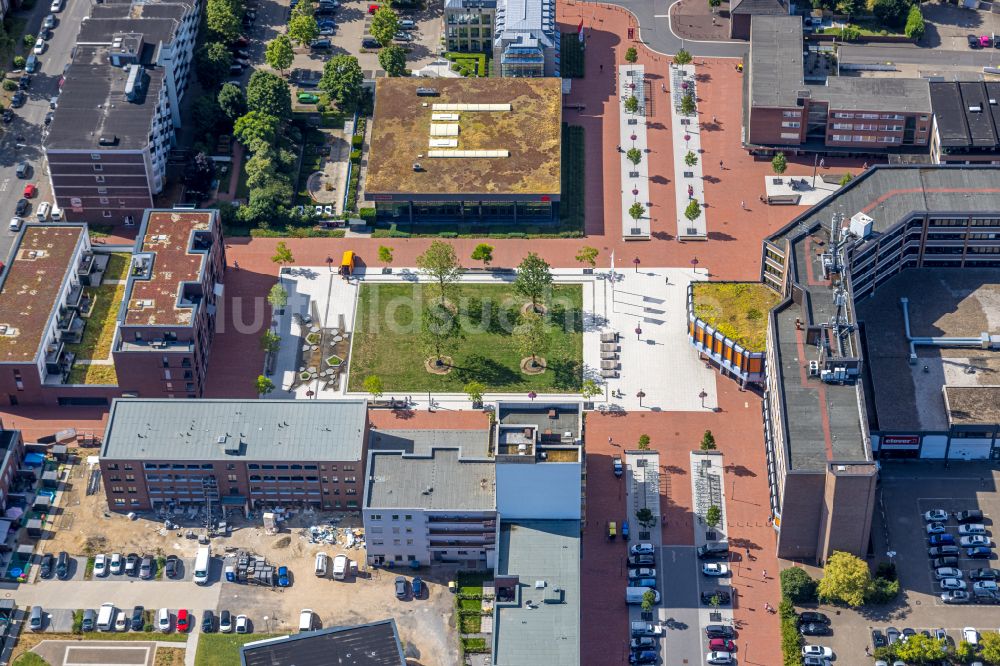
[349,283,583,393]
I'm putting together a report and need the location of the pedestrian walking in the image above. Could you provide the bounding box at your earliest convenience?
[763,569,768,579]
[600,64,603,72]
[819,158,826,168]
[719,160,724,170]
[233,261,240,270]
[712,115,717,123]
[740,200,745,210]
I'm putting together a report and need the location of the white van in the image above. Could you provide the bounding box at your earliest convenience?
[193,546,210,585]
[298,609,314,632]
[114,610,127,632]
[314,552,328,577]
[332,554,348,580]
[50,204,62,221]
[97,603,116,631]
[625,586,660,605]
[36,201,51,222]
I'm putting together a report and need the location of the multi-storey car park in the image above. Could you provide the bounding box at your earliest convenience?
[755,165,1000,562]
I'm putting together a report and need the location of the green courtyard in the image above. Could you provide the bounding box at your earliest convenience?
[348,283,584,393]
[691,282,781,352]
[66,252,131,385]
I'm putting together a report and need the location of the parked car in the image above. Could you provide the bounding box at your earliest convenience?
[929,534,956,546]
[394,576,407,599]
[803,658,830,666]
[709,638,735,652]
[114,611,127,632]
[109,553,123,575]
[10,91,26,108]
[25,55,38,73]
[15,162,29,179]
[39,27,51,40]
[972,568,1000,581]
[961,535,993,548]
[43,13,56,28]
[706,652,733,665]
[399,19,416,29]
[18,75,30,90]
[630,554,655,566]
[969,34,981,48]
[631,577,657,588]
[309,39,331,50]
[935,567,963,580]
[9,217,22,232]
[33,37,45,54]
[297,92,320,104]
[235,614,249,634]
[800,623,830,636]
[202,609,215,632]
[942,590,970,604]
[871,629,886,649]
[968,546,993,559]
[929,545,960,557]
[15,199,28,216]
[974,580,999,593]
[630,567,656,579]
[361,37,380,49]
[703,563,729,577]
[701,590,731,605]
[319,25,336,35]
[630,651,657,664]
[30,606,43,631]
[630,543,655,556]
[964,627,979,644]
[932,556,959,568]
[957,510,985,523]
[939,578,967,590]
[960,524,988,535]
[176,609,189,632]
[39,553,54,578]
[93,554,108,577]
[630,637,656,650]
[219,610,232,633]
[705,625,735,639]
[393,31,413,42]
[803,646,833,658]
[799,612,831,625]
[125,553,139,575]
[56,551,70,579]
[157,608,171,632]
[2,109,13,124]
[23,183,37,199]
[139,556,154,579]
[131,606,144,631]
[412,577,423,598]
[926,522,947,534]
[81,609,96,632]
[164,555,179,579]
[49,0,62,11]
[277,566,290,587]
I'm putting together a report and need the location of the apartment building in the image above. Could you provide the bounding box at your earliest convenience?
[99,399,369,512]
[444,0,496,53]
[929,81,1000,165]
[745,16,931,154]
[493,0,559,77]
[77,0,200,128]
[0,428,26,522]
[758,165,1000,561]
[241,620,405,666]
[111,209,225,400]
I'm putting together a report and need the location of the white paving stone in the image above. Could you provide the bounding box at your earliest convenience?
[669,63,707,240]
[619,65,651,240]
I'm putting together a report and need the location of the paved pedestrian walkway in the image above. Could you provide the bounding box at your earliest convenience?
[618,65,651,240]
[669,64,707,240]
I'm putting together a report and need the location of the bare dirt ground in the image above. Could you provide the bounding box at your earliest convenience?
[153,647,185,666]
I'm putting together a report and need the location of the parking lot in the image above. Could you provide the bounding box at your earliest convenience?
[920,3,1000,50]
[33,641,159,666]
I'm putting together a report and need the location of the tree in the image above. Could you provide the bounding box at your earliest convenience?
[470,243,494,267]
[629,202,645,222]
[638,434,650,450]
[218,83,247,121]
[320,55,364,110]
[839,172,853,186]
[515,311,547,369]
[260,330,281,354]
[576,246,598,267]
[288,14,319,45]
[378,44,407,77]
[624,46,638,63]
[771,151,787,174]
[684,150,698,167]
[207,0,241,42]
[956,641,977,662]
[894,634,946,663]
[780,567,817,603]
[195,42,233,90]
[421,303,459,366]
[245,150,278,190]
[292,0,315,18]
[464,380,486,405]
[416,241,462,305]
[267,283,288,310]
[265,35,294,74]
[705,504,722,529]
[904,4,924,40]
[271,241,295,266]
[378,245,394,268]
[626,147,642,165]
[700,429,716,450]
[708,0,721,6]
[370,6,400,46]
[247,71,292,119]
[184,152,217,200]
[817,550,871,607]
[256,375,275,395]
[673,49,692,66]
[870,0,909,27]
[192,97,223,138]
[239,178,293,224]
[234,111,280,152]
[980,632,1000,664]
[640,589,656,613]
[581,378,602,399]
[624,95,639,114]
[635,508,655,528]
[684,200,701,222]
[514,253,553,313]
[680,93,696,116]
[363,374,384,400]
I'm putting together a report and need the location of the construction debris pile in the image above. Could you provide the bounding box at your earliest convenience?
[302,522,366,550]
[225,550,276,586]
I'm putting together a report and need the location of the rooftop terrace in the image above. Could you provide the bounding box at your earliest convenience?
[365,77,561,197]
[123,210,214,327]
[0,225,86,364]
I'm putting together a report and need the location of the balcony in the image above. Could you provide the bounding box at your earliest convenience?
[427,515,496,525]
[43,344,74,382]
[57,309,85,344]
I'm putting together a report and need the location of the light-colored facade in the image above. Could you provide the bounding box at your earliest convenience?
[493,0,559,77]
[444,0,496,53]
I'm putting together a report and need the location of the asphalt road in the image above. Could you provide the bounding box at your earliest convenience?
[579,0,748,58]
[7,578,222,611]
[839,43,1000,67]
[0,0,92,259]
[659,546,702,666]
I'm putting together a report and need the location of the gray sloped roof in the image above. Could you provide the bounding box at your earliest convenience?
[731,0,787,15]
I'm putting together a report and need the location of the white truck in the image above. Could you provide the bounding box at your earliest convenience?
[332,554,348,580]
[96,603,116,631]
[625,587,660,605]
[193,546,210,585]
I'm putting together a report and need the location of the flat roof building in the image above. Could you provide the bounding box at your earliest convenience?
[759,165,1000,561]
[240,619,405,666]
[745,16,932,153]
[99,399,369,512]
[929,81,1000,164]
[364,77,561,223]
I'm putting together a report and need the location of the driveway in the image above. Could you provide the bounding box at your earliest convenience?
[579,0,748,58]
[13,579,221,611]
[659,546,702,665]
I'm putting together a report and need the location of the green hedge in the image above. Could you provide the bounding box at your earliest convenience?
[780,599,804,666]
[250,227,346,238]
[560,33,585,78]
[444,52,488,77]
[560,123,585,232]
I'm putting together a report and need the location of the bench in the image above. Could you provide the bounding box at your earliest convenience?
[766,194,801,205]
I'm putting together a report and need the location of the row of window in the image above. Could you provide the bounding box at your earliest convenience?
[832,112,907,120]
[370,514,414,521]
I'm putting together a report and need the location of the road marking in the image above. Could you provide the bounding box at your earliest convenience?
[0,179,8,192]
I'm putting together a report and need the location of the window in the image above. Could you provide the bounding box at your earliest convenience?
[91,153,102,160]
[345,476,356,483]
[371,514,382,520]
[125,474,134,482]
[346,488,357,495]
[111,486,124,493]
[97,187,108,195]
[228,474,238,482]
[406,539,414,545]
[832,123,853,130]
[404,514,412,520]
[124,464,133,471]
[106,464,119,470]
[127,487,137,494]
[93,164,103,172]
[780,122,800,128]
[782,111,801,118]
[392,514,399,520]
[114,498,126,506]
[780,132,799,140]
[343,465,355,471]
[830,134,851,142]
[103,210,112,218]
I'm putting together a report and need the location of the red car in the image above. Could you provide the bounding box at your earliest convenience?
[176,609,189,632]
[709,638,735,652]
[367,3,379,12]
[23,184,36,198]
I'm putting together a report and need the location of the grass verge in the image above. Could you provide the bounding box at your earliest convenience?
[195,633,281,666]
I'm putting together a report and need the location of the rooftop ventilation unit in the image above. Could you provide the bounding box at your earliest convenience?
[969,105,982,113]
[98,135,118,146]
[416,87,439,96]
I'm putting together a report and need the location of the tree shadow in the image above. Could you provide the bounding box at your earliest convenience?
[707,231,735,241]
[694,72,712,83]
[548,302,583,334]
[652,231,675,241]
[662,464,687,475]
[548,358,582,391]
[454,354,519,386]
[702,175,721,184]
[650,175,671,185]
[724,464,757,477]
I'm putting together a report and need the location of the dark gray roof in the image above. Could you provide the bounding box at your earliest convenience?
[768,166,1000,470]
[45,48,164,151]
[749,16,930,113]
[930,81,1000,149]
[240,619,405,666]
[730,0,786,15]
[90,1,191,20]
[77,17,179,46]
[365,429,495,511]
[101,399,368,462]
[493,520,580,666]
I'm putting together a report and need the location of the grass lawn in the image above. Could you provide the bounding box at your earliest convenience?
[457,570,490,596]
[11,654,48,666]
[195,633,281,666]
[105,252,131,281]
[691,282,780,352]
[560,33,585,78]
[349,283,583,393]
[460,615,481,633]
[68,363,117,386]
[65,282,126,363]
[154,647,185,666]
[235,157,251,202]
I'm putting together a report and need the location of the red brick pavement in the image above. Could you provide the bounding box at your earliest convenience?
[0,406,108,443]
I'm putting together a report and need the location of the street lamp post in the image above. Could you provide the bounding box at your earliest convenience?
[325,256,334,273]
[633,257,640,273]
[528,391,537,402]
[636,389,645,408]
[635,326,642,341]
[691,256,700,276]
